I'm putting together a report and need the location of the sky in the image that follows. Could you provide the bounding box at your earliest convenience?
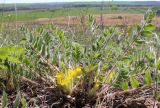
[0,0,160,3]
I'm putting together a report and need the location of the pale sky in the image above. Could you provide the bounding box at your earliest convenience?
[0,0,160,3]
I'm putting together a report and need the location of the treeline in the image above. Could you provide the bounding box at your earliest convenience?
[0,1,160,12]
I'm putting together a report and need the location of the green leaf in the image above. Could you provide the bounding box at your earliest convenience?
[44,32,51,45]
[92,43,97,51]
[7,56,21,63]
[121,81,128,90]
[144,71,152,85]
[145,52,154,63]
[21,98,27,108]
[141,31,153,37]
[121,56,130,61]
[29,33,33,43]
[130,76,139,89]
[156,60,160,69]
[37,38,43,50]
[0,64,8,71]
[0,46,25,63]
[2,91,8,108]
[33,36,39,48]
[40,44,46,56]
[10,47,25,53]
[7,57,21,63]
[72,42,84,62]
[104,31,109,37]
[144,9,155,21]
[144,24,156,31]
[59,31,65,42]
[135,39,146,45]
[13,75,19,90]
[93,53,101,59]
[31,35,37,47]
[13,95,20,108]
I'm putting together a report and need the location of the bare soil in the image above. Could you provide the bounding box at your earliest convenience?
[1,78,160,108]
[17,14,160,26]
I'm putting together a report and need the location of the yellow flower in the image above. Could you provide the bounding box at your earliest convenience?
[55,67,83,93]
[94,79,100,89]
[105,71,115,83]
[68,67,82,77]
[66,76,72,82]
[55,72,64,84]
[75,67,82,76]
[61,77,72,90]
[68,68,75,77]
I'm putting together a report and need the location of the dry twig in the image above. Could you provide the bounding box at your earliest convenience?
[101,84,156,100]
[19,76,39,86]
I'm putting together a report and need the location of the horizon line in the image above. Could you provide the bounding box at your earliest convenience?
[0,0,160,4]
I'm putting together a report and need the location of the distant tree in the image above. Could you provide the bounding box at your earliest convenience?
[108,1,118,10]
[157,10,160,17]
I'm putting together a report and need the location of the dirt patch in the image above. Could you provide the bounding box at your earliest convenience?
[1,78,160,108]
[16,14,160,26]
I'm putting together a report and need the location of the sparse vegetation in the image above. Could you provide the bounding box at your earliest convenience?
[0,1,160,108]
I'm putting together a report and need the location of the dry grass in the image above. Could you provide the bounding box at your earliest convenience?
[17,14,160,26]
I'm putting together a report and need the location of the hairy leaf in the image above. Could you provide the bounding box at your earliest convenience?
[130,76,139,89]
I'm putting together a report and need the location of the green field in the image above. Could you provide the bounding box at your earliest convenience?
[0,7,153,22]
[0,1,160,22]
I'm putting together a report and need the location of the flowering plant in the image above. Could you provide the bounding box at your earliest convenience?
[56,67,82,94]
